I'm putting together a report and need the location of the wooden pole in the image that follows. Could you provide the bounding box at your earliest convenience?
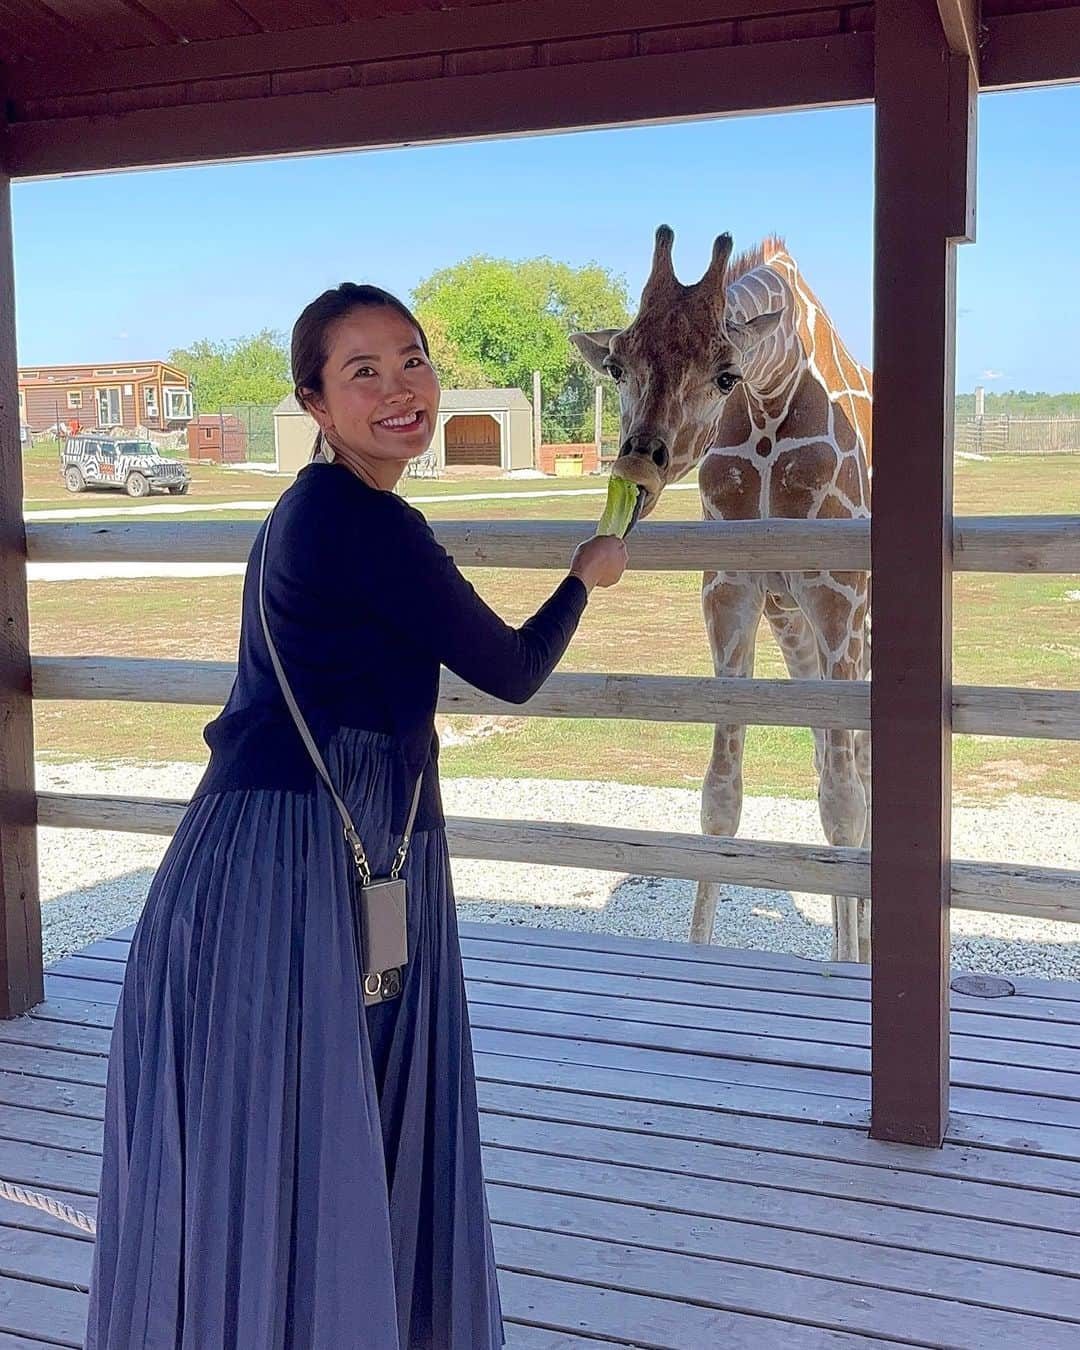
[532,369,542,464]
[0,173,43,1018]
[870,0,976,1146]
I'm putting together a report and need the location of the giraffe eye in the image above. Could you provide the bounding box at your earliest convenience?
[716,371,741,393]
[603,359,624,382]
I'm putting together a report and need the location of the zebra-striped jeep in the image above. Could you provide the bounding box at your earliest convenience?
[60,436,191,498]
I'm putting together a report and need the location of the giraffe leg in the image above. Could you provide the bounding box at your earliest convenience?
[692,576,765,945]
[790,573,871,962]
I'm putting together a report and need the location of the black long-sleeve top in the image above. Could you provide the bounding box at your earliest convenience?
[192,459,589,832]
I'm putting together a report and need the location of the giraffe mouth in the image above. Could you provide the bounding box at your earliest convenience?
[627,485,648,533]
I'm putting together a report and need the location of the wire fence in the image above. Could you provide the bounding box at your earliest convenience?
[955,416,1080,456]
[218,404,277,462]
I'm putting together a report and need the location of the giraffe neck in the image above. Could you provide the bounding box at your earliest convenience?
[698,249,872,527]
[729,267,805,409]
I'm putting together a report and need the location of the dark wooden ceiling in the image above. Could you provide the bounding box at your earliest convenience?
[1,2,1078,177]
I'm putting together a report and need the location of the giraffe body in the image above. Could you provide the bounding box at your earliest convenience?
[572,230,873,961]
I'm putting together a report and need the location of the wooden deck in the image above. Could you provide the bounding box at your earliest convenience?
[0,921,1078,1347]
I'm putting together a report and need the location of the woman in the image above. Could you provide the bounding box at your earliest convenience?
[85,282,627,1349]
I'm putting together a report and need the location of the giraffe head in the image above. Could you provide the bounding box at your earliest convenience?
[571,225,782,521]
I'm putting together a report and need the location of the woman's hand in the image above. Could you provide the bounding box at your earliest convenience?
[570,534,629,592]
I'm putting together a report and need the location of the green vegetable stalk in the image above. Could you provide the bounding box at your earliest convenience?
[596,475,641,538]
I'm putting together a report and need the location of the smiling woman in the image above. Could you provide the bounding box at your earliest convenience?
[290,282,439,490]
[83,279,627,1348]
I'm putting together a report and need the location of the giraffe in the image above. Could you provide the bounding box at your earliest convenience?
[571,226,872,962]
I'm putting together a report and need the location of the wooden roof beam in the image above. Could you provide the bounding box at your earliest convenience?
[935,0,981,75]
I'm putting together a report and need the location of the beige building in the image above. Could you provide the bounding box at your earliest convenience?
[273,387,535,476]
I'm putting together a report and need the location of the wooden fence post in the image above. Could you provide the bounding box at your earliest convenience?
[0,173,44,1018]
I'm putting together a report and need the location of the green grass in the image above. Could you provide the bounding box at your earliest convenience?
[24,452,1080,802]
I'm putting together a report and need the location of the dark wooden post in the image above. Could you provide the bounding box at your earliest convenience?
[0,172,43,1017]
[870,1,976,1145]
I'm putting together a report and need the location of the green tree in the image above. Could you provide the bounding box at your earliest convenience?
[168,329,291,413]
[956,389,1080,417]
[422,312,495,390]
[411,256,632,442]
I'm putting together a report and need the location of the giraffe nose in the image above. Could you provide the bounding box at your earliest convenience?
[621,434,669,470]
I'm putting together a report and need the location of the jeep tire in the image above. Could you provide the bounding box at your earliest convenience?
[64,467,86,493]
[125,472,149,498]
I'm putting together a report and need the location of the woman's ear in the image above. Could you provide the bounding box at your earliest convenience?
[299,388,332,433]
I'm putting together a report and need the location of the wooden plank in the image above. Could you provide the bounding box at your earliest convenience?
[467,999,1080,1103]
[53,925,1080,1043]
[463,921,1080,1010]
[503,1326,628,1350]
[0,1137,101,1193]
[870,0,972,1148]
[467,957,1080,1049]
[0,1016,111,1057]
[4,0,851,99]
[471,1022,1080,1131]
[0,1333,77,1349]
[475,1050,1080,1159]
[42,974,120,1007]
[47,943,1080,1063]
[0,1222,93,1286]
[463,939,870,1004]
[479,1110,1080,1235]
[982,6,1080,90]
[5,33,874,179]
[0,1274,85,1347]
[33,656,1080,741]
[0,1042,107,1087]
[498,1269,886,1349]
[47,957,124,986]
[35,794,1080,922]
[493,1224,1079,1348]
[0,1105,102,1153]
[463,922,1080,1003]
[475,1080,1080,1195]
[26,999,117,1030]
[0,1070,105,1118]
[468,938,1080,1026]
[0,173,43,1020]
[466,980,1080,1079]
[25,514,1080,572]
[485,1173,1080,1321]
[935,0,981,67]
[72,938,131,963]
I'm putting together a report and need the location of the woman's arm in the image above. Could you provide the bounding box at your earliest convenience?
[363,500,592,703]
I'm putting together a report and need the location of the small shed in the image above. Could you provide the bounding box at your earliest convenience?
[435,388,534,471]
[274,388,535,476]
[273,393,317,475]
[186,413,246,463]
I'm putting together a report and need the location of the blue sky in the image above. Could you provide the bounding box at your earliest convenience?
[11,82,1080,392]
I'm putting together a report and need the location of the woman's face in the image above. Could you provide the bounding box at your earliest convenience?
[302,306,440,465]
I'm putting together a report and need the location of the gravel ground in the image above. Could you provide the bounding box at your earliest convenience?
[36,761,1080,980]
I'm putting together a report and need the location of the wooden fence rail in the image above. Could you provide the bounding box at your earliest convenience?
[35,792,1080,925]
[25,514,1080,573]
[30,657,1080,741]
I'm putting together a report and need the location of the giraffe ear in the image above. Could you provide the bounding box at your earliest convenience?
[570,329,620,373]
[729,310,783,351]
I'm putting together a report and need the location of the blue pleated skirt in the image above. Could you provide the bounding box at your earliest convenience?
[85,728,505,1349]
